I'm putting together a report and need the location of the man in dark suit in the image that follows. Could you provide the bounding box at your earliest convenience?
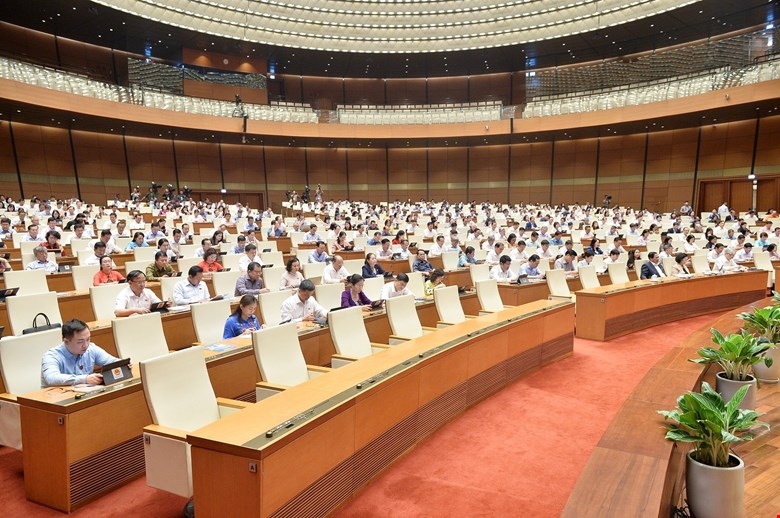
[640,252,666,279]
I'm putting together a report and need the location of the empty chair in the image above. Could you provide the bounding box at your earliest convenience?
[314,282,343,311]
[752,251,774,287]
[577,265,600,289]
[362,276,384,301]
[0,328,61,450]
[405,271,426,298]
[123,260,150,275]
[133,247,157,261]
[6,292,63,336]
[591,255,606,273]
[141,346,250,497]
[343,259,364,276]
[176,257,201,274]
[260,251,283,266]
[327,306,389,367]
[76,250,95,266]
[475,279,511,314]
[258,290,292,326]
[546,269,574,302]
[191,299,232,344]
[71,264,99,291]
[220,253,241,271]
[434,285,472,326]
[691,254,711,274]
[112,312,168,363]
[211,270,242,297]
[385,294,435,344]
[3,269,49,296]
[90,283,126,321]
[252,323,331,400]
[302,261,326,284]
[607,263,630,284]
[159,276,181,302]
[469,263,489,285]
[262,266,285,292]
[441,251,460,270]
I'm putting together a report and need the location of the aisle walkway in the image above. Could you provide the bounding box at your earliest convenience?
[0,314,717,517]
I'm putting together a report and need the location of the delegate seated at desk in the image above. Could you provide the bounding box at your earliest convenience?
[172,265,210,305]
[413,250,434,276]
[94,255,125,285]
[323,255,350,284]
[145,251,176,281]
[362,253,387,279]
[41,319,122,387]
[234,262,269,296]
[280,279,327,323]
[522,255,545,280]
[341,274,373,311]
[640,252,667,279]
[489,255,518,283]
[424,269,446,296]
[458,246,477,267]
[115,270,164,316]
[25,245,58,273]
[714,248,745,273]
[381,272,411,299]
[223,294,262,339]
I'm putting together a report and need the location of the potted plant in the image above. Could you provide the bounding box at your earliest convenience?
[690,329,772,409]
[658,382,768,518]
[738,304,780,382]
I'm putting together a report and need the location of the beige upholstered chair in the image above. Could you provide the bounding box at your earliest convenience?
[262,266,285,292]
[0,328,62,450]
[302,261,326,284]
[133,247,157,261]
[258,289,294,326]
[252,323,331,400]
[691,254,711,274]
[176,257,201,275]
[327,306,390,367]
[441,251,460,270]
[6,292,63,336]
[259,251,284,266]
[577,265,600,290]
[123,260,150,275]
[141,346,250,497]
[362,276,384,301]
[90,283,126,321]
[191,299,232,345]
[475,279,511,315]
[71,264,99,291]
[546,269,575,302]
[314,282,343,311]
[3,269,49,296]
[607,263,630,284]
[385,294,436,344]
[405,271,426,298]
[433,285,473,326]
[112,312,168,363]
[469,263,490,285]
[752,251,774,287]
[211,270,242,298]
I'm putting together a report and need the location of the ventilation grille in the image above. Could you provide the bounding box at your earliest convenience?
[69,436,144,508]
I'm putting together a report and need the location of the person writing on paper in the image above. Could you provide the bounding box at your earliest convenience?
[640,252,666,279]
[222,295,263,339]
[713,248,743,273]
[279,279,328,324]
[322,255,350,284]
[341,274,373,311]
[41,319,122,387]
[114,270,164,316]
[280,258,305,289]
[424,269,446,296]
[381,273,412,299]
[671,252,692,276]
[198,248,224,278]
[234,262,269,296]
[93,255,125,285]
[489,255,518,283]
[172,265,211,305]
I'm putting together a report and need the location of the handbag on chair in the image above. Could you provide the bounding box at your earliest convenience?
[22,312,62,335]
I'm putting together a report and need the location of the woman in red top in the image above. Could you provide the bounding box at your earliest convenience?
[43,230,62,255]
[93,255,125,285]
[197,247,224,278]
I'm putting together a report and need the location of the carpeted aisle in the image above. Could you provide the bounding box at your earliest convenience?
[0,313,719,517]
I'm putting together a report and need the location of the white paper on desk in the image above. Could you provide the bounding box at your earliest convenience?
[204,343,238,353]
[72,384,104,393]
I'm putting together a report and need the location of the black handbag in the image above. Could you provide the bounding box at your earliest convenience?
[22,312,62,335]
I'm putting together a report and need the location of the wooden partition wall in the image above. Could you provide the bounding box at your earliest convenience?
[1,115,779,210]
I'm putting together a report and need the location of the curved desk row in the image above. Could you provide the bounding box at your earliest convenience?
[186,300,575,518]
[562,299,777,517]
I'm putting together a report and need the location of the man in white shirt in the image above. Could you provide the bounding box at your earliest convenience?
[114,270,164,317]
[714,248,743,272]
[428,235,445,257]
[238,244,264,271]
[102,213,118,230]
[486,242,505,266]
[323,255,350,284]
[22,224,44,242]
[509,241,528,263]
[554,250,578,273]
[89,229,122,255]
[381,273,412,299]
[84,242,116,267]
[603,249,621,265]
[734,243,754,262]
[707,243,725,263]
[128,214,145,231]
[172,266,210,306]
[397,239,412,260]
[279,280,327,323]
[489,255,517,283]
[25,246,58,273]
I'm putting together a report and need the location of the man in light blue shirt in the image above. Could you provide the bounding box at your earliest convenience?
[457,246,477,268]
[172,265,210,305]
[303,224,322,243]
[25,245,58,273]
[308,241,330,263]
[522,254,545,280]
[41,319,121,387]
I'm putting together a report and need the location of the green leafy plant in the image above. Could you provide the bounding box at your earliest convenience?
[739,304,780,348]
[691,329,773,381]
[658,382,768,467]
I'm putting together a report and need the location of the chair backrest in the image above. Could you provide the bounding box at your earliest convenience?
[314,283,344,311]
[90,283,126,321]
[3,269,49,296]
[441,251,460,270]
[661,257,676,276]
[257,241,278,253]
[362,276,384,301]
[475,279,505,312]
[0,328,62,394]
[71,264,99,291]
[343,259,364,276]
[691,254,711,273]
[140,346,220,431]
[6,292,63,336]
[577,265,600,289]
[76,249,94,266]
[260,251,284,266]
[112,312,168,363]
[133,247,157,261]
[607,263,630,284]
[211,270,242,297]
[178,244,200,258]
[591,254,605,272]
[191,299,232,344]
[469,263,490,285]
[123,260,150,276]
[753,251,773,272]
[545,269,571,298]
[19,241,41,254]
[406,271,426,298]
[302,261,326,283]
[258,290,292,326]
[262,266,285,292]
[386,294,423,338]
[328,306,373,359]
[220,253,241,271]
[160,276,181,302]
[434,285,466,324]
[177,257,201,275]
[70,238,92,253]
[252,323,309,386]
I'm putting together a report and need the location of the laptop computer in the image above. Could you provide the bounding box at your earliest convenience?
[101,358,132,386]
[0,286,20,302]
[149,301,169,313]
[58,264,72,273]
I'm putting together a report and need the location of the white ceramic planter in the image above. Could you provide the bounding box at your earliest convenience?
[686,451,744,518]
[715,372,756,410]
[752,346,780,383]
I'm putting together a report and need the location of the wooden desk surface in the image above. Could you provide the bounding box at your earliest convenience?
[187,300,575,517]
[575,270,768,341]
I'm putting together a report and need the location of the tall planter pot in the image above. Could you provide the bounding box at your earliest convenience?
[752,346,780,383]
[686,451,745,518]
[715,372,756,410]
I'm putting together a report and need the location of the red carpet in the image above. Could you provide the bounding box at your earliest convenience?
[0,314,719,517]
